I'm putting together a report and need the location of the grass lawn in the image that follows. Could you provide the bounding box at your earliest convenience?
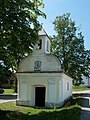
[0,101,81,120]
[3,88,14,94]
[72,85,90,91]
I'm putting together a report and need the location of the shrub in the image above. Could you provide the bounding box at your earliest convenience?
[0,88,4,94]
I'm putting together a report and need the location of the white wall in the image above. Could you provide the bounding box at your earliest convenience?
[17,72,72,107]
[18,54,61,72]
[62,74,72,101]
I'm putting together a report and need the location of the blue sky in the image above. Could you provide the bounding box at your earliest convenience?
[38,0,90,50]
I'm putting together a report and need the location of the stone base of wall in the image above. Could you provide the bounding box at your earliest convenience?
[16,96,72,108]
[45,102,63,108]
[16,100,30,106]
[46,96,72,108]
[16,100,62,108]
[16,100,63,108]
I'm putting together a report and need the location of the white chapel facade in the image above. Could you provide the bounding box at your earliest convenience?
[16,28,72,108]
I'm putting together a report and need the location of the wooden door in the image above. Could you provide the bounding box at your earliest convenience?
[35,87,45,107]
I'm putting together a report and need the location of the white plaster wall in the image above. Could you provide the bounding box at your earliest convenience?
[59,79,63,102]
[28,76,48,106]
[62,74,72,101]
[17,73,63,106]
[32,35,50,55]
[18,54,61,72]
[48,78,56,103]
[18,32,61,72]
[17,76,28,101]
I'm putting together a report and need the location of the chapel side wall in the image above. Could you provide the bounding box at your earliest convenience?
[62,75,72,101]
[58,78,63,103]
[55,77,62,103]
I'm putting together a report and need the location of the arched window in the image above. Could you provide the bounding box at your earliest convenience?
[38,39,42,49]
[67,82,69,90]
[47,40,49,52]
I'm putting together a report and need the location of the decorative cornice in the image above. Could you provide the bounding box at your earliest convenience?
[17,71,63,74]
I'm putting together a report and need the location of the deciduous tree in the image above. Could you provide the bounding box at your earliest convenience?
[0,0,45,67]
[51,13,90,85]
[0,0,45,85]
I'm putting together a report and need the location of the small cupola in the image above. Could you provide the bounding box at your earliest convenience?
[33,28,50,54]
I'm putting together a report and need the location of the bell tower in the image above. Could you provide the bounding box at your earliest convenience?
[33,28,51,54]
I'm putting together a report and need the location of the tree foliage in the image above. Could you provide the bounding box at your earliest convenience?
[0,0,45,83]
[0,0,45,67]
[0,61,11,86]
[51,13,90,85]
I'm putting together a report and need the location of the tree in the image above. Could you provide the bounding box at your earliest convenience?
[0,0,45,87]
[51,13,89,85]
[0,0,45,68]
[0,61,11,86]
[84,50,90,75]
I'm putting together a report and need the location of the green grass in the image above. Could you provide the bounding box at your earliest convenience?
[72,85,90,91]
[3,88,14,94]
[0,101,81,120]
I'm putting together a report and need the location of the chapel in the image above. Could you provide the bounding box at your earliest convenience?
[16,28,72,108]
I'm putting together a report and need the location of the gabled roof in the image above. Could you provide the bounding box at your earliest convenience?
[38,28,47,36]
[38,28,51,41]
